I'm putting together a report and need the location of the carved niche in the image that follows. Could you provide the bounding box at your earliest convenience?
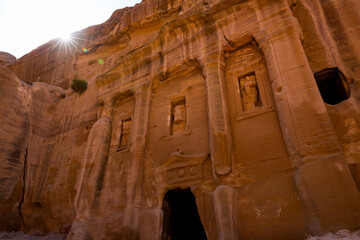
[170,97,186,135]
[110,96,135,152]
[225,44,273,120]
[119,118,132,149]
[161,152,209,186]
[239,72,262,111]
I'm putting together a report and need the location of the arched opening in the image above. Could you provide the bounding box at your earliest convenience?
[161,188,207,240]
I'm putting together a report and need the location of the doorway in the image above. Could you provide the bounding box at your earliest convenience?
[161,188,207,240]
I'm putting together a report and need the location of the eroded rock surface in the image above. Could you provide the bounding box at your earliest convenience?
[1,0,360,239]
[0,232,66,240]
[0,52,16,65]
[0,66,28,231]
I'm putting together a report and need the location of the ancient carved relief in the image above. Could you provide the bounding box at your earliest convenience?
[239,73,262,111]
[119,118,132,149]
[161,152,209,186]
[225,45,273,120]
[170,98,186,135]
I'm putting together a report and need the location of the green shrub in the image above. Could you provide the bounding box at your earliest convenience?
[71,78,88,94]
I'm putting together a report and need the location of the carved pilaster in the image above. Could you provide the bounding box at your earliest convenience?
[74,98,113,212]
[254,12,360,234]
[122,84,152,236]
[213,186,237,240]
[68,99,113,240]
[126,84,151,205]
[200,50,233,176]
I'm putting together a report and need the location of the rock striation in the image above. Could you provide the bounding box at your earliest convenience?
[0,52,16,65]
[1,0,360,239]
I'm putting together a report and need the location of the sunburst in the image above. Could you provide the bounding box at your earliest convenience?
[61,33,72,42]
[51,32,87,58]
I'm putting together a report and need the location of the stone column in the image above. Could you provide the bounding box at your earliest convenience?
[68,99,113,240]
[199,48,233,176]
[122,83,152,239]
[254,15,360,234]
[213,186,237,239]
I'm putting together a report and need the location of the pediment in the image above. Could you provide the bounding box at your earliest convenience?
[161,151,209,169]
[161,151,209,185]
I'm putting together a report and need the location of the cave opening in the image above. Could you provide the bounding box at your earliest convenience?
[314,67,350,105]
[161,188,207,240]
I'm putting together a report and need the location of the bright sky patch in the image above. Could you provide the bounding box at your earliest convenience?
[0,0,141,58]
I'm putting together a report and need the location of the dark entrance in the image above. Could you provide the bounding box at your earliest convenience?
[314,67,350,105]
[161,188,207,240]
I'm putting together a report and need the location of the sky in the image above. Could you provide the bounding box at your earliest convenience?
[0,0,142,58]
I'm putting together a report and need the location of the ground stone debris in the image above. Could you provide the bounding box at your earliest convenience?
[0,232,66,240]
[307,229,360,240]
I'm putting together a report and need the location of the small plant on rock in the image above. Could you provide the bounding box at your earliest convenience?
[71,78,88,94]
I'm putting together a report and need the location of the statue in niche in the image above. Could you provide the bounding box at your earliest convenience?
[119,118,132,149]
[239,74,262,111]
[171,103,186,135]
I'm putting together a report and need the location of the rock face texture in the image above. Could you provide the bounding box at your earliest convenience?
[0,52,16,65]
[1,0,360,239]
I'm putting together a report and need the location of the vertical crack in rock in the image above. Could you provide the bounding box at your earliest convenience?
[18,84,32,229]
[18,144,28,227]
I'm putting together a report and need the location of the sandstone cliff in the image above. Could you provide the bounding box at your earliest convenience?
[1,0,360,239]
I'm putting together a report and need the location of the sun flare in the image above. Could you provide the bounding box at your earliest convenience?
[51,31,82,57]
[61,33,72,41]
[0,0,142,58]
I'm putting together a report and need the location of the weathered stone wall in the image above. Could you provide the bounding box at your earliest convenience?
[0,66,28,231]
[1,0,360,239]
[292,0,360,192]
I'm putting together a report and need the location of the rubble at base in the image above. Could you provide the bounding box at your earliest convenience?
[307,229,360,240]
[0,232,66,240]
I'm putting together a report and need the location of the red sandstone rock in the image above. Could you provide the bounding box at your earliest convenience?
[1,0,360,239]
[0,52,16,65]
